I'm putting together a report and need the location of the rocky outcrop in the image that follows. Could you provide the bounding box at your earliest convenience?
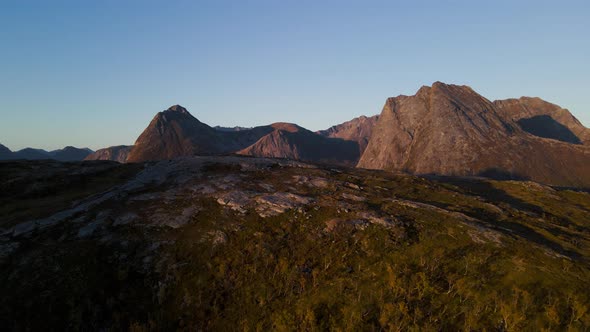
[237,123,360,166]
[85,145,132,163]
[494,97,590,145]
[358,82,590,187]
[317,115,379,155]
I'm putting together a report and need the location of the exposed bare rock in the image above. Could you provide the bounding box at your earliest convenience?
[341,192,366,202]
[255,192,313,217]
[292,175,330,188]
[237,123,360,166]
[126,105,276,163]
[85,145,132,163]
[216,191,253,213]
[494,97,590,145]
[358,82,590,187]
[317,115,380,155]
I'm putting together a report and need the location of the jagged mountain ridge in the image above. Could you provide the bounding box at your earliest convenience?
[358,82,590,187]
[126,106,360,165]
[42,82,590,187]
[126,105,278,162]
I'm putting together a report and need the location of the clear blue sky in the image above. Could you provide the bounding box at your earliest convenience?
[1,0,588,151]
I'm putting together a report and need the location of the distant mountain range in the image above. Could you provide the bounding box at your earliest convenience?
[3,82,589,186]
[0,145,93,161]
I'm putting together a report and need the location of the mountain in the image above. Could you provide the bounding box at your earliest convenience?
[127,105,358,165]
[127,105,275,162]
[14,148,51,160]
[317,115,379,155]
[49,146,93,161]
[237,123,360,165]
[0,145,92,161]
[126,105,222,162]
[494,97,590,145]
[358,82,590,187]
[0,144,13,159]
[84,145,132,163]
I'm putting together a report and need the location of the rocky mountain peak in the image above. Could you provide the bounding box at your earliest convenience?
[271,122,303,133]
[166,105,190,114]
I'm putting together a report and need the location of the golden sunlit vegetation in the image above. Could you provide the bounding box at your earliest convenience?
[1,159,589,331]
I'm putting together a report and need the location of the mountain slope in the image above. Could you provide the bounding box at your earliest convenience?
[85,145,133,163]
[127,105,223,162]
[49,146,93,161]
[358,82,590,187]
[0,144,13,159]
[127,105,277,163]
[127,105,358,165]
[494,97,590,145]
[14,148,51,160]
[317,115,379,155]
[237,123,360,165]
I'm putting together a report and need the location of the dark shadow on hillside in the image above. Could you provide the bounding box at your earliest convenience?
[429,176,542,214]
[472,209,582,260]
[427,176,583,260]
[517,115,582,144]
[477,168,530,181]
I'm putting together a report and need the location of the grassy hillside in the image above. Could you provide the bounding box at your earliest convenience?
[1,157,589,331]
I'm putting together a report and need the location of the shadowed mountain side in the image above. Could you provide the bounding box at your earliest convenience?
[358,82,590,187]
[126,106,276,163]
[317,115,379,155]
[85,145,133,163]
[12,148,50,160]
[126,106,359,165]
[517,115,582,144]
[0,144,12,159]
[0,145,93,161]
[126,105,225,162]
[494,97,590,145]
[238,123,360,166]
[50,146,94,161]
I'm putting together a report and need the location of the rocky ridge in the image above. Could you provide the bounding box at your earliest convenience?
[358,82,590,187]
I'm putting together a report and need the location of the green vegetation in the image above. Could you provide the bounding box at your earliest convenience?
[1,160,589,331]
